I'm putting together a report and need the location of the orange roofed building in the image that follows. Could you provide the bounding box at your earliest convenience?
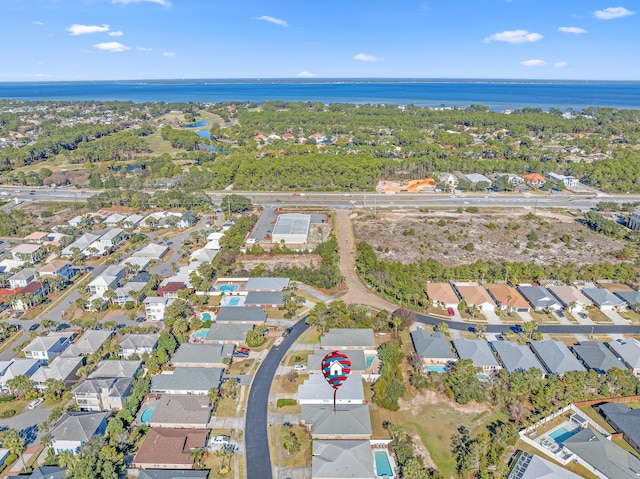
[486,284,531,312]
[426,282,459,309]
[132,428,208,470]
[522,173,547,186]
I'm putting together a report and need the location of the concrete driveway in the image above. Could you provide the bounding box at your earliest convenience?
[0,406,51,445]
[602,309,629,325]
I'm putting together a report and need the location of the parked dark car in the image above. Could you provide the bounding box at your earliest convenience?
[56,323,71,331]
[282,327,293,337]
[29,323,40,331]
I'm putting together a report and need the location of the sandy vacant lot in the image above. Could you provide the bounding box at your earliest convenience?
[353,207,627,266]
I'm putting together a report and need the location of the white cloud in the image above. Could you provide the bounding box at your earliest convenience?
[354,53,381,62]
[521,59,547,67]
[33,21,44,26]
[94,42,130,52]
[558,26,587,34]
[112,0,171,6]
[483,29,543,43]
[67,24,110,35]
[594,6,635,19]
[554,61,569,68]
[108,31,124,37]
[255,16,288,27]
[136,46,152,51]
[162,51,175,57]
[296,71,316,78]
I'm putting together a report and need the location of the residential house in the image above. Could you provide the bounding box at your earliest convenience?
[298,374,365,405]
[615,290,640,312]
[0,358,41,393]
[120,256,151,272]
[507,451,583,479]
[31,356,83,390]
[465,173,492,187]
[23,332,75,363]
[311,440,375,479]
[60,233,100,258]
[547,172,579,188]
[530,340,586,375]
[300,404,372,440]
[490,341,544,375]
[150,368,224,395]
[74,377,134,411]
[11,244,45,264]
[138,472,208,479]
[203,324,253,345]
[24,231,51,244]
[87,275,119,299]
[8,268,36,289]
[103,213,127,227]
[215,306,267,324]
[62,330,113,357]
[0,259,25,276]
[141,395,211,429]
[607,338,640,377]
[307,350,370,374]
[85,241,112,257]
[88,360,142,379]
[171,343,234,368]
[426,282,460,309]
[572,341,627,374]
[51,412,108,455]
[451,338,501,373]
[453,283,496,312]
[244,291,286,309]
[189,248,217,265]
[132,428,209,470]
[114,282,146,307]
[548,285,592,312]
[562,428,640,479]
[124,214,144,228]
[133,243,169,260]
[245,277,290,291]
[38,260,76,282]
[410,329,456,365]
[522,173,547,186]
[144,297,170,322]
[438,173,458,189]
[12,281,48,311]
[178,211,196,228]
[157,282,187,300]
[98,228,125,247]
[24,467,68,479]
[597,403,640,454]
[517,285,562,311]
[320,329,376,353]
[627,206,640,231]
[581,287,626,311]
[486,284,530,312]
[495,173,524,186]
[118,333,159,359]
[68,215,92,228]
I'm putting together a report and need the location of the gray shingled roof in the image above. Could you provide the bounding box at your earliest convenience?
[572,342,627,374]
[597,403,640,455]
[215,306,267,323]
[312,440,375,479]
[307,350,367,372]
[31,356,83,384]
[581,287,625,309]
[301,404,372,437]
[298,374,364,403]
[171,343,233,366]
[530,340,586,375]
[244,291,286,305]
[321,329,376,349]
[51,411,107,442]
[88,360,142,379]
[490,341,544,374]
[517,285,561,310]
[411,329,455,361]
[138,471,209,479]
[616,291,640,309]
[146,394,211,426]
[508,451,582,479]
[205,323,253,342]
[452,338,500,368]
[118,334,159,351]
[150,368,224,393]
[608,338,640,371]
[245,277,290,291]
[28,466,67,479]
[74,377,133,396]
[563,428,640,479]
[62,330,113,357]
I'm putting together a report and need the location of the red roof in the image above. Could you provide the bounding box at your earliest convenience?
[157,282,186,296]
[0,288,20,303]
[522,173,547,182]
[21,282,45,294]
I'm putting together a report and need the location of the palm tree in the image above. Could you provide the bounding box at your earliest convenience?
[57,450,74,468]
[190,448,206,469]
[1,429,25,471]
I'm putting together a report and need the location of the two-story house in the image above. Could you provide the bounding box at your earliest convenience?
[143,296,169,322]
[73,377,134,411]
[51,412,108,455]
[22,332,75,363]
[11,244,45,264]
[38,260,77,282]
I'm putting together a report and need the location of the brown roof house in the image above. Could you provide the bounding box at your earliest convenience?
[486,284,530,312]
[426,282,459,309]
[453,283,496,312]
[132,428,209,470]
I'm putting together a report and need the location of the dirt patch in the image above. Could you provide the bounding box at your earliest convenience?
[17,202,86,230]
[411,434,437,469]
[353,207,627,266]
[236,253,322,270]
[400,389,489,416]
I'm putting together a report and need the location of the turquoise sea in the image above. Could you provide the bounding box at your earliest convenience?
[0,79,639,110]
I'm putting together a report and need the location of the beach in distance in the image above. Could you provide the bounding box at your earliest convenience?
[1,79,639,110]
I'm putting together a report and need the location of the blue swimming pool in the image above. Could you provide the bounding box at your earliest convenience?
[549,426,578,444]
[219,284,238,292]
[424,365,448,373]
[366,356,374,368]
[191,329,209,339]
[228,297,241,306]
[140,406,155,423]
[374,451,394,477]
[477,373,490,381]
[201,312,212,321]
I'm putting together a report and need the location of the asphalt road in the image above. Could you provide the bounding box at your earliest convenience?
[245,318,309,479]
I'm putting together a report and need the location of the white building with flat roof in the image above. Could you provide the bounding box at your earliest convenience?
[271,213,311,244]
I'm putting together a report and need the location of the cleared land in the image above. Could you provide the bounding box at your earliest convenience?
[353,207,627,266]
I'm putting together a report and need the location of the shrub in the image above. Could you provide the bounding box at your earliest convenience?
[277,398,297,408]
[0,395,15,403]
[5,454,17,465]
[0,409,16,418]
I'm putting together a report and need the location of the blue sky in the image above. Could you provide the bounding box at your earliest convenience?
[1,0,638,81]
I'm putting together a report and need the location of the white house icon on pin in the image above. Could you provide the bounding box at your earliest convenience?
[329,361,343,376]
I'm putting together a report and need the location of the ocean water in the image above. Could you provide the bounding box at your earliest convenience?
[0,79,639,111]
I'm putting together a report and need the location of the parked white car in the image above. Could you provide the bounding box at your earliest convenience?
[28,398,45,410]
[211,435,230,445]
[293,364,306,372]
